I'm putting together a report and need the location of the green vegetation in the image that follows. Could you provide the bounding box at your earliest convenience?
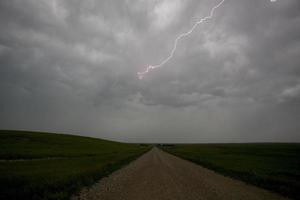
[0,130,150,200]
[161,143,300,199]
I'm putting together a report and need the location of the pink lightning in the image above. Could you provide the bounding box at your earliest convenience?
[138,0,226,79]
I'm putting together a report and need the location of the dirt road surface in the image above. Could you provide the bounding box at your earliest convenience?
[73,147,287,200]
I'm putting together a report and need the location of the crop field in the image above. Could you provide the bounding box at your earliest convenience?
[0,130,150,200]
[161,143,300,199]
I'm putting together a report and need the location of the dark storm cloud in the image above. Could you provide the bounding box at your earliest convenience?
[0,0,299,142]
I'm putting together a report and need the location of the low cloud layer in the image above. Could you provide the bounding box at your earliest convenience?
[0,0,299,142]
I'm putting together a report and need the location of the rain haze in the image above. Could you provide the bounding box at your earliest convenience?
[0,0,299,143]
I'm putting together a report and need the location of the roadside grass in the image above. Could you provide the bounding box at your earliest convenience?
[0,130,150,200]
[161,143,300,199]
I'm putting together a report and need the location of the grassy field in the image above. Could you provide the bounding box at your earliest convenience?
[161,143,300,199]
[0,130,150,200]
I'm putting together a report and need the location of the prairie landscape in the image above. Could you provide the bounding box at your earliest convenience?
[1,0,300,199]
[1,130,299,200]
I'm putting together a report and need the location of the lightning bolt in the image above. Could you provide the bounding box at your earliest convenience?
[138,0,226,79]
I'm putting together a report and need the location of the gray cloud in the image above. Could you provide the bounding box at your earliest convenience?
[0,0,299,142]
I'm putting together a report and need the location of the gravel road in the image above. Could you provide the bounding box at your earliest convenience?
[73,147,288,200]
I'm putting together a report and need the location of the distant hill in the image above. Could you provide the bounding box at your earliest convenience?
[0,130,150,200]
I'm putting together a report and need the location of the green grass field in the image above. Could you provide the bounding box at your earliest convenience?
[161,143,300,199]
[0,130,150,200]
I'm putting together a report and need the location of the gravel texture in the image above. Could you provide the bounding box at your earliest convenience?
[72,147,288,200]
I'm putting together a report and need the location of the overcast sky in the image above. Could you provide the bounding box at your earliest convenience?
[0,0,299,143]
